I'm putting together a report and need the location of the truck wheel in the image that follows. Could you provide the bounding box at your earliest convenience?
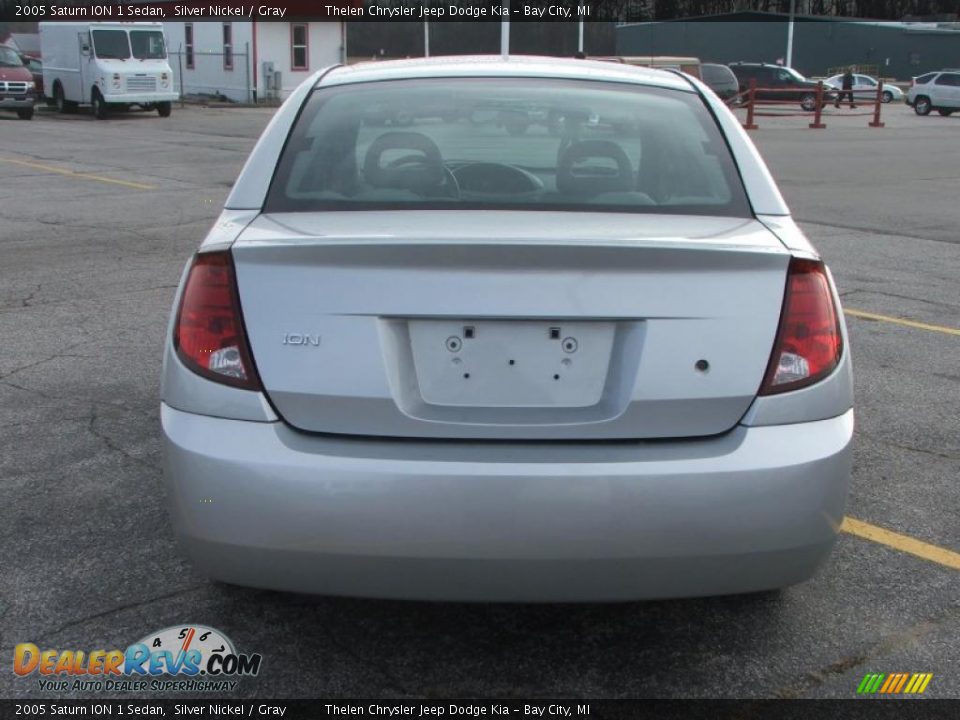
[914,96,932,116]
[54,84,76,114]
[157,101,172,118]
[91,91,108,120]
[17,107,34,120]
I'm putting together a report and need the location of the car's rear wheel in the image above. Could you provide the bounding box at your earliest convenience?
[157,101,172,118]
[937,108,954,117]
[16,107,34,120]
[914,96,932,115]
[800,93,817,112]
[881,90,893,103]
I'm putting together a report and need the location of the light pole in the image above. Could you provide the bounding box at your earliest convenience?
[501,0,510,58]
[786,0,796,68]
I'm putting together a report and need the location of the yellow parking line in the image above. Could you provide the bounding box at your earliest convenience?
[845,308,960,337]
[842,517,960,570]
[0,156,155,190]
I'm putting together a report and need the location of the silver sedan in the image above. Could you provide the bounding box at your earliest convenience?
[825,73,904,103]
[161,56,853,602]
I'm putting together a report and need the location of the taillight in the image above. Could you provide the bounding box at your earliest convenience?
[174,251,261,391]
[759,258,843,395]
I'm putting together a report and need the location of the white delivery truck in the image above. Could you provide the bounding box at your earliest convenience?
[40,22,177,119]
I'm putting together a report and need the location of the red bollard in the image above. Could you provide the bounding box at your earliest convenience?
[870,78,885,128]
[743,79,758,130]
[809,81,826,129]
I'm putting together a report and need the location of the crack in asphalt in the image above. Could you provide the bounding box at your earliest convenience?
[0,379,143,411]
[86,407,157,470]
[771,603,958,699]
[0,342,95,381]
[853,289,960,313]
[0,283,179,314]
[36,585,208,644]
[856,431,960,462]
[796,217,960,245]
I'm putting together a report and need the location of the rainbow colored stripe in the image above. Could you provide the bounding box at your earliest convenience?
[857,673,933,695]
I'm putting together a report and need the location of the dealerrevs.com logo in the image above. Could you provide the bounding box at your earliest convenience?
[13,625,262,693]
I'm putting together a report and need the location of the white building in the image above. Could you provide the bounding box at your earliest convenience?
[163,21,344,103]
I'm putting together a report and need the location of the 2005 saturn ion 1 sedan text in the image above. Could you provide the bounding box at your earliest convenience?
[161,56,853,602]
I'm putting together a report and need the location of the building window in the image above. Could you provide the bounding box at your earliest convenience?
[291,23,308,71]
[223,22,233,71]
[184,23,194,69]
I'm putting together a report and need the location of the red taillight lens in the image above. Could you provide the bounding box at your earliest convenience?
[174,251,261,391]
[760,258,843,395]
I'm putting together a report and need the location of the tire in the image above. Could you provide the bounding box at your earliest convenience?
[91,91,108,120]
[881,90,893,104]
[914,96,932,116]
[54,83,76,114]
[157,101,172,118]
[937,108,954,117]
[16,107,34,120]
[800,93,817,112]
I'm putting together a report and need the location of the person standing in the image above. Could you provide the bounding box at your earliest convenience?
[836,67,857,109]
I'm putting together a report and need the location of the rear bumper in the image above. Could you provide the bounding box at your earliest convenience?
[161,404,853,601]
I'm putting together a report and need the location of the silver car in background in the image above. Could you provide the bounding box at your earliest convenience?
[161,57,853,602]
[906,70,960,116]
[824,73,903,103]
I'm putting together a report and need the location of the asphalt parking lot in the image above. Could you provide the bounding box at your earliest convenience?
[1,100,957,700]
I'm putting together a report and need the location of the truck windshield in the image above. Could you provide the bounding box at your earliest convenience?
[0,47,23,67]
[92,30,131,60]
[130,31,166,60]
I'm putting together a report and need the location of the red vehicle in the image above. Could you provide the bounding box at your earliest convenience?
[0,46,36,120]
[20,54,44,98]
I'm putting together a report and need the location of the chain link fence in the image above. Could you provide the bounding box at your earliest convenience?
[169,47,252,104]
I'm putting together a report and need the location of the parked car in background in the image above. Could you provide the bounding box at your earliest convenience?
[0,45,36,120]
[701,63,740,103]
[20,54,43,98]
[161,56,853,602]
[729,62,837,111]
[596,55,702,79]
[824,73,902,103]
[906,70,960,116]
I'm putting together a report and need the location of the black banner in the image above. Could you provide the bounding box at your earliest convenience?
[0,0,615,24]
[2,701,960,720]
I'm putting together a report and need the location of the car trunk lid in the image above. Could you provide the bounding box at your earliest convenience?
[231,211,789,440]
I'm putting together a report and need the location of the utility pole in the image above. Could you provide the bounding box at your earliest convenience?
[786,0,796,68]
[501,0,509,58]
[424,21,429,57]
[578,20,584,54]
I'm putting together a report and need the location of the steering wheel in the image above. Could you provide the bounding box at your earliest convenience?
[386,154,460,199]
[363,132,459,199]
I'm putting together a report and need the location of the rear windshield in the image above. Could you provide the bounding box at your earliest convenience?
[0,47,23,67]
[265,78,751,217]
[702,65,735,84]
